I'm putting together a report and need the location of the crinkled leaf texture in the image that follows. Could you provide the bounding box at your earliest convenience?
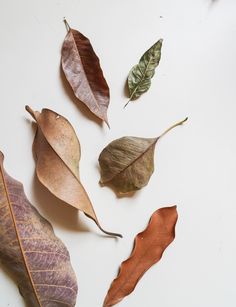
[61,21,110,126]
[99,136,158,194]
[103,206,177,307]
[99,118,187,194]
[26,106,121,238]
[127,39,163,103]
[0,152,78,307]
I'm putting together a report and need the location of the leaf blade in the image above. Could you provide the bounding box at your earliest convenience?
[103,206,178,307]
[99,136,157,193]
[127,39,163,104]
[0,152,78,307]
[26,106,122,238]
[99,118,187,194]
[61,22,110,125]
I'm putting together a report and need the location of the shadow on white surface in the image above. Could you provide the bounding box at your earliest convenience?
[0,265,27,307]
[32,173,90,232]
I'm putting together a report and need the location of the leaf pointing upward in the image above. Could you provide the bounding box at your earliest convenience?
[61,19,110,126]
[99,117,187,194]
[103,206,178,307]
[125,39,163,107]
[26,106,122,238]
[0,151,78,307]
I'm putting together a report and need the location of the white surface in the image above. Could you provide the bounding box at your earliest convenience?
[0,0,236,306]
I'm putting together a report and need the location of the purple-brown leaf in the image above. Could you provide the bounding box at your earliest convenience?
[103,206,178,307]
[61,20,110,126]
[0,151,78,307]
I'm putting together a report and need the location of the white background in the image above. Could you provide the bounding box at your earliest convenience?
[0,0,236,306]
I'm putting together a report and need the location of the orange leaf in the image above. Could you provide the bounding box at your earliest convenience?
[103,206,177,306]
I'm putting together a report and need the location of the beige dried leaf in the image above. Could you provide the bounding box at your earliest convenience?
[26,106,122,238]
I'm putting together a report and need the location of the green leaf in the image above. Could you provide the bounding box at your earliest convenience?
[125,39,163,107]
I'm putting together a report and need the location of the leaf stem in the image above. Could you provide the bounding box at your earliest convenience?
[25,105,36,121]
[85,213,122,238]
[98,226,123,239]
[158,117,188,139]
[124,86,138,108]
[124,99,131,109]
[63,18,71,32]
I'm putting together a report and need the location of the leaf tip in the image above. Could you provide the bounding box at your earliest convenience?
[103,294,123,307]
[103,295,114,307]
[105,120,111,129]
[101,228,123,239]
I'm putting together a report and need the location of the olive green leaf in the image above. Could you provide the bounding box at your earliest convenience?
[99,117,187,194]
[125,39,163,107]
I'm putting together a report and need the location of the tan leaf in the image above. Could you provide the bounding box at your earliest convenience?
[0,151,78,307]
[26,106,122,238]
[99,118,188,194]
[103,206,178,307]
[61,19,110,126]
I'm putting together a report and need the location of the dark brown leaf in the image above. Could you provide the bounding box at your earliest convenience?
[61,19,110,126]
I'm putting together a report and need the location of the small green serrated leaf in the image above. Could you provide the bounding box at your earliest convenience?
[125,39,163,107]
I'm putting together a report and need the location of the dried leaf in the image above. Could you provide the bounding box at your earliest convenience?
[26,106,122,238]
[103,206,177,307]
[125,39,163,107]
[61,19,110,126]
[0,151,78,307]
[99,118,187,194]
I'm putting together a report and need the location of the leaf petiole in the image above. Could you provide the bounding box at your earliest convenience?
[63,18,71,32]
[158,117,188,139]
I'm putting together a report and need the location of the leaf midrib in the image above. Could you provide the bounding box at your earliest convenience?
[0,166,42,307]
[70,30,101,111]
[130,52,157,100]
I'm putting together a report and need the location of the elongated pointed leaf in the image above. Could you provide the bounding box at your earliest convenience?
[26,106,122,238]
[99,118,187,194]
[61,20,110,126]
[0,151,78,307]
[126,39,163,106]
[103,206,177,307]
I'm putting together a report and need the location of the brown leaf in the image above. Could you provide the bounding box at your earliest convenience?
[99,118,188,194]
[103,206,178,307]
[61,19,110,126]
[25,105,122,238]
[0,151,78,307]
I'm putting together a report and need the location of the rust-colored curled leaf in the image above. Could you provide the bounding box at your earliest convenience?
[99,118,188,194]
[0,151,78,307]
[26,106,122,238]
[103,206,178,307]
[61,19,110,126]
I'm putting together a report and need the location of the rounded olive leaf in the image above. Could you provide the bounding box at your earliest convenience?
[99,118,188,194]
[99,136,158,194]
